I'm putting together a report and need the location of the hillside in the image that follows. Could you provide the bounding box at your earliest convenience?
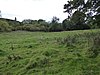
[0,29,100,75]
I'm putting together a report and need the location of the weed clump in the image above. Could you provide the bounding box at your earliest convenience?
[56,36,77,47]
[86,35,100,58]
[7,54,22,62]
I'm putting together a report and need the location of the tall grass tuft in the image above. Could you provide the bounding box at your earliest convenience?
[86,34,100,58]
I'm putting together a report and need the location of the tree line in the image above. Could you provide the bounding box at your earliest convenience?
[0,0,100,32]
[0,17,63,32]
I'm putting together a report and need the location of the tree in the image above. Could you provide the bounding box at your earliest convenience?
[37,19,49,32]
[64,0,100,29]
[62,19,73,30]
[22,19,33,24]
[71,11,90,29]
[51,16,59,23]
[15,17,17,21]
[49,16,63,31]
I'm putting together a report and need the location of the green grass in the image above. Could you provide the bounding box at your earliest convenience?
[0,29,100,75]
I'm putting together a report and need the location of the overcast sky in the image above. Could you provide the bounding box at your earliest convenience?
[0,0,68,22]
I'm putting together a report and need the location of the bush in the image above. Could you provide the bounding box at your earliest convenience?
[48,23,63,32]
[0,20,12,32]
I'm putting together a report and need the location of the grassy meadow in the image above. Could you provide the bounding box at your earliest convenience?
[0,29,100,75]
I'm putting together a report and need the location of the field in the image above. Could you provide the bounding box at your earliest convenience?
[0,29,100,75]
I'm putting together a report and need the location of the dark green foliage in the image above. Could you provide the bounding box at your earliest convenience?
[62,19,73,30]
[49,23,63,32]
[62,11,90,30]
[64,0,100,29]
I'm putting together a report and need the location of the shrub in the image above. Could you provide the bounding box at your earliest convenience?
[48,23,63,32]
[0,20,12,32]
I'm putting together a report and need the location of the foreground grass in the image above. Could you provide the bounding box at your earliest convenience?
[0,29,100,75]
